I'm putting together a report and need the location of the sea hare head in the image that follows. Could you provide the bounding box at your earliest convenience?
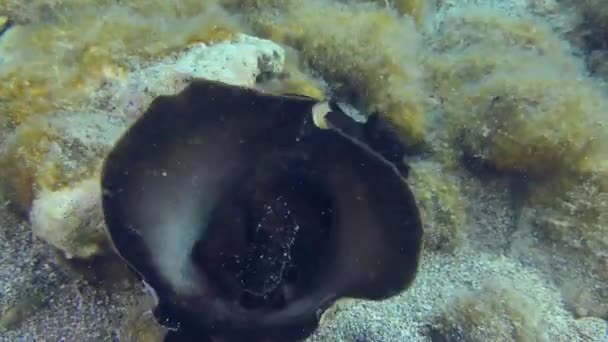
[101,79,423,341]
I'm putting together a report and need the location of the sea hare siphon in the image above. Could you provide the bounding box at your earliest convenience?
[101,79,423,341]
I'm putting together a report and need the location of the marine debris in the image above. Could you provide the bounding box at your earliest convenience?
[101,79,423,341]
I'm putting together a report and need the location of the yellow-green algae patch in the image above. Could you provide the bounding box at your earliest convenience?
[429,278,548,342]
[362,0,430,26]
[426,8,607,178]
[0,0,243,125]
[0,292,46,332]
[0,111,123,214]
[521,174,608,318]
[240,0,427,147]
[448,62,605,176]
[408,160,468,253]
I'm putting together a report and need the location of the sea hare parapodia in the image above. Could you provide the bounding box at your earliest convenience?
[100,79,423,341]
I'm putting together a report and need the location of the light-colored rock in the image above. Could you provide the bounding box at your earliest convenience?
[103,34,286,119]
[29,178,106,259]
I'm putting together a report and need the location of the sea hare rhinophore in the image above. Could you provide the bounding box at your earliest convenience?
[101,79,423,341]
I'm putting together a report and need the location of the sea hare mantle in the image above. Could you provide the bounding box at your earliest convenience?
[100,79,423,341]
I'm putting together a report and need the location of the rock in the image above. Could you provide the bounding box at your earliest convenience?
[428,278,549,341]
[30,178,106,259]
[408,160,468,253]
[0,111,125,215]
[101,34,286,119]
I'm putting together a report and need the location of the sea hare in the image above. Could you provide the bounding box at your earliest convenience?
[101,79,423,341]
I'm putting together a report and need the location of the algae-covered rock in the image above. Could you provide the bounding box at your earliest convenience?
[426,8,607,178]
[530,177,607,270]
[103,34,286,119]
[450,63,605,176]
[512,175,608,319]
[408,160,468,253]
[428,279,548,342]
[426,7,608,321]
[29,178,107,259]
[0,111,125,214]
[243,0,427,147]
[427,8,579,99]
[0,0,243,124]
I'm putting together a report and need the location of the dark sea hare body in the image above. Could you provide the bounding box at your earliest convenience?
[101,79,423,341]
